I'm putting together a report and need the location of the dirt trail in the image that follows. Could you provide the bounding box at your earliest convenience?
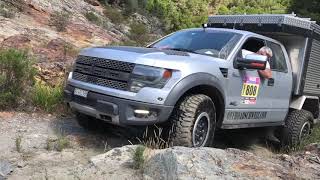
[0,112,130,179]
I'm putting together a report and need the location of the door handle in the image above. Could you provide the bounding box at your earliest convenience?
[268,78,274,86]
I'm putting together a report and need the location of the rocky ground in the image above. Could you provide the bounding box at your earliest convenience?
[0,112,130,179]
[0,112,319,180]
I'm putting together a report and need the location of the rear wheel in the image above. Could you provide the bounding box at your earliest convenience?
[280,109,313,147]
[170,94,216,147]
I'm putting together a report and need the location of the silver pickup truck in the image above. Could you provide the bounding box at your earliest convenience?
[64,14,320,148]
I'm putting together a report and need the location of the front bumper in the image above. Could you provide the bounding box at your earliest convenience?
[64,85,174,126]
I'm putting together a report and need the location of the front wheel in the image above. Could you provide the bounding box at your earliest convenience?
[169,94,216,147]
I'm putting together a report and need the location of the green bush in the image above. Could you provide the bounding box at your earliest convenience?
[289,0,320,24]
[146,0,211,32]
[55,135,70,152]
[103,5,125,25]
[132,145,146,169]
[123,0,139,16]
[297,125,320,150]
[218,0,289,15]
[0,49,36,109]
[3,0,26,12]
[0,5,16,18]
[49,11,71,32]
[128,22,149,46]
[32,82,64,112]
[85,11,101,25]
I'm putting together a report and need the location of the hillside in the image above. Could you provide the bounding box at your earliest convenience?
[0,0,163,84]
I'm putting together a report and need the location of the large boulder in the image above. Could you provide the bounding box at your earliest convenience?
[143,147,291,180]
[85,145,320,180]
[79,145,142,180]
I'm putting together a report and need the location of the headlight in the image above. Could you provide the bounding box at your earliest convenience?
[129,65,173,93]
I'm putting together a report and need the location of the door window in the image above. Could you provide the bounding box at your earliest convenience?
[266,41,288,72]
[236,38,266,58]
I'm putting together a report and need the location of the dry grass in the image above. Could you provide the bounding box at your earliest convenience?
[249,145,275,159]
[49,11,71,32]
[291,124,320,153]
[45,135,70,152]
[15,135,22,153]
[32,82,64,112]
[133,125,173,150]
[46,137,56,151]
[56,135,70,152]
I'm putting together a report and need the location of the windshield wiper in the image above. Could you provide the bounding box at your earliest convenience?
[165,48,198,54]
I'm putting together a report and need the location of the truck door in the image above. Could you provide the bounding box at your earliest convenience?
[266,40,292,120]
[223,37,283,128]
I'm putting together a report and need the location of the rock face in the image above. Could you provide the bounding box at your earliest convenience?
[144,148,290,180]
[87,145,320,180]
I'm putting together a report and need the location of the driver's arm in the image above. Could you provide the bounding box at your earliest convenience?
[258,61,272,79]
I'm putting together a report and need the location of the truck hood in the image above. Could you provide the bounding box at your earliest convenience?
[80,46,227,71]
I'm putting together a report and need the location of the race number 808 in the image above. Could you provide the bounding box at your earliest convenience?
[241,83,259,98]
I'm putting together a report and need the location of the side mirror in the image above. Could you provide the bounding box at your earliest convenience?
[235,54,267,70]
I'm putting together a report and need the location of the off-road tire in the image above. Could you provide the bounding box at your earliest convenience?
[75,112,101,131]
[170,94,216,147]
[280,109,313,147]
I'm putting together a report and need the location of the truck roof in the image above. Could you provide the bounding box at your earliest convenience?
[207,14,320,41]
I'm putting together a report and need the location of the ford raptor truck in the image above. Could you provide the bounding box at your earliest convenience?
[64,14,320,147]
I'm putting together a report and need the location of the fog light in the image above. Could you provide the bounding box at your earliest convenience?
[134,109,158,119]
[134,109,150,115]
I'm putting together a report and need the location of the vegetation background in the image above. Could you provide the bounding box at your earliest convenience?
[106,0,320,32]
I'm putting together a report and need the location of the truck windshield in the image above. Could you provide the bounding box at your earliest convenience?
[149,29,242,59]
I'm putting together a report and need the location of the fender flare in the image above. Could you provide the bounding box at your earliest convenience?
[290,95,319,121]
[164,73,225,107]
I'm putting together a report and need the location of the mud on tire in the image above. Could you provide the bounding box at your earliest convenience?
[280,109,313,147]
[170,94,216,147]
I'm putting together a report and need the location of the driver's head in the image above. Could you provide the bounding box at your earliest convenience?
[257,46,273,58]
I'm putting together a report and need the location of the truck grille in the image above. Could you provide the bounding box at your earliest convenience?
[72,56,135,90]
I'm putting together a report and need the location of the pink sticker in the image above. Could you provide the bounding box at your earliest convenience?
[244,76,260,84]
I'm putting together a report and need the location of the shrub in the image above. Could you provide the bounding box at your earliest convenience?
[146,0,211,32]
[132,145,145,169]
[85,11,101,25]
[0,6,16,18]
[0,49,36,109]
[128,22,150,46]
[103,5,125,25]
[296,124,320,151]
[3,0,26,12]
[32,82,64,112]
[56,135,70,152]
[15,135,22,153]
[49,11,71,32]
[123,0,139,16]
